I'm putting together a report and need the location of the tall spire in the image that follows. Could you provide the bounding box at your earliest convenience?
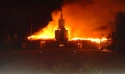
[61,7,63,19]
[58,7,65,30]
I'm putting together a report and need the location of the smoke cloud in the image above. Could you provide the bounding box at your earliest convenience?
[60,0,125,38]
[33,0,125,39]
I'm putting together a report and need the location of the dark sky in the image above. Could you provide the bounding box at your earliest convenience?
[0,0,62,39]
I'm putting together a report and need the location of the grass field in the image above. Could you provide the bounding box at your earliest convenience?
[0,49,125,74]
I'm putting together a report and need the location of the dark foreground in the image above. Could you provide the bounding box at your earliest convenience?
[0,49,125,74]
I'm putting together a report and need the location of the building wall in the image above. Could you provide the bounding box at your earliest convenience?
[55,30,68,42]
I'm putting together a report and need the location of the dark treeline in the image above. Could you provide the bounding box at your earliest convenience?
[108,12,125,52]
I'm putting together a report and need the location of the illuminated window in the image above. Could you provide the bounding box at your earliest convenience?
[78,43,82,49]
[59,44,64,47]
[41,41,45,44]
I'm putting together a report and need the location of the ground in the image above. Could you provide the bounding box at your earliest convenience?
[0,49,125,74]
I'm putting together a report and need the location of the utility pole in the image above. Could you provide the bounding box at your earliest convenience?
[31,20,32,37]
[30,20,33,49]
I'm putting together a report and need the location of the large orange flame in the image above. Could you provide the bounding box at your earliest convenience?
[28,11,59,40]
[27,9,108,43]
[28,0,125,43]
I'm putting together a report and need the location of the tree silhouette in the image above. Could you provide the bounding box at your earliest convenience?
[115,12,125,52]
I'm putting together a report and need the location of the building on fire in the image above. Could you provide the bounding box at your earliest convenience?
[25,8,107,51]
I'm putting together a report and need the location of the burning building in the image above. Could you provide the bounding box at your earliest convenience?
[27,7,108,50]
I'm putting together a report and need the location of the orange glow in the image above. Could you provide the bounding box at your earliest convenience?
[27,9,108,43]
[69,37,107,43]
[28,11,59,40]
[28,3,113,43]
[27,35,55,40]
[27,0,125,42]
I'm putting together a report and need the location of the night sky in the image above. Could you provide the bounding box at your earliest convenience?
[0,0,62,39]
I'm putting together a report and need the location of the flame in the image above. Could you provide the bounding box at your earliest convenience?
[27,1,116,43]
[27,9,108,43]
[69,37,107,43]
[27,0,125,42]
[27,35,54,40]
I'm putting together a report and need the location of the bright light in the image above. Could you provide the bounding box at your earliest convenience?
[28,35,55,40]
[28,35,107,44]
[69,37,107,43]
[59,44,64,47]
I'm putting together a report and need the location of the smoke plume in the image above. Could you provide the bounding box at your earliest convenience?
[62,0,125,38]
[33,0,125,39]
